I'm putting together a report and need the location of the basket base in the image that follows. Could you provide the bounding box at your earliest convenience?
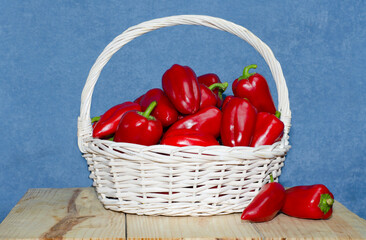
[84,140,288,216]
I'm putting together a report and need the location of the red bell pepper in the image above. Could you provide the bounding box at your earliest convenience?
[165,106,222,138]
[198,73,224,107]
[220,97,257,147]
[282,184,334,220]
[198,73,221,91]
[199,84,217,109]
[92,102,141,139]
[134,94,145,104]
[139,88,178,127]
[221,95,234,111]
[162,64,201,115]
[200,82,228,109]
[250,111,284,147]
[161,129,219,147]
[114,101,163,146]
[241,175,286,222]
[232,64,276,114]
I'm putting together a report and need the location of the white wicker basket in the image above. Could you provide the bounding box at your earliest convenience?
[77,15,291,216]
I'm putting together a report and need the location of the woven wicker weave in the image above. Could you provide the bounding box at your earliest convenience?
[77,15,291,216]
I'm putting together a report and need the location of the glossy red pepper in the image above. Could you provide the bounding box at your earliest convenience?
[221,95,234,111]
[282,184,334,220]
[232,64,276,114]
[250,111,284,147]
[199,84,217,109]
[114,101,163,146]
[198,73,221,91]
[200,82,229,108]
[198,73,224,107]
[162,64,201,115]
[241,175,286,222]
[161,129,219,147]
[139,88,178,127]
[220,97,257,147]
[200,82,228,109]
[165,106,222,138]
[92,102,141,139]
[134,94,145,104]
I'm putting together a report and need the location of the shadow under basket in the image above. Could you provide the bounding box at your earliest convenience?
[77,15,291,216]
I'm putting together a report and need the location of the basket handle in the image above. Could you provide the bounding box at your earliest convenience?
[78,15,291,153]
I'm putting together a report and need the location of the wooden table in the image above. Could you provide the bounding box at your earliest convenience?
[0,187,365,239]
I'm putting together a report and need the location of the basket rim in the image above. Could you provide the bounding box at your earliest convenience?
[88,136,289,152]
[83,137,291,165]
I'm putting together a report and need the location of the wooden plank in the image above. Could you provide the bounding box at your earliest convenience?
[0,187,126,240]
[252,201,366,240]
[1,187,366,240]
[126,213,261,240]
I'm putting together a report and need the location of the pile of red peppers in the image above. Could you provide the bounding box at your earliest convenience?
[92,63,284,147]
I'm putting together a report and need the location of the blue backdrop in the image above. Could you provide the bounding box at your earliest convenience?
[1,1,365,221]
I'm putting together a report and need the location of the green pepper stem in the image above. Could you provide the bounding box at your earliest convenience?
[318,193,334,214]
[218,91,223,101]
[238,64,257,81]
[270,174,274,183]
[209,82,228,101]
[275,111,281,119]
[141,101,157,120]
[91,116,101,123]
[208,82,229,92]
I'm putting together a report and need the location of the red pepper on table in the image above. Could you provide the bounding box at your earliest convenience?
[114,101,163,146]
[162,64,201,115]
[250,111,284,147]
[161,129,219,147]
[241,175,286,222]
[139,88,179,127]
[92,102,141,139]
[198,73,224,107]
[200,82,229,109]
[232,64,276,114]
[220,97,257,147]
[165,106,222,138]
[282,184,334,220]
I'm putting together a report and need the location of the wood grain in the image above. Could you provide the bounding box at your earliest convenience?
[0,188,125,240]
[126,201,366,240]
[127,213,261,240]
[0,187,365,240]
